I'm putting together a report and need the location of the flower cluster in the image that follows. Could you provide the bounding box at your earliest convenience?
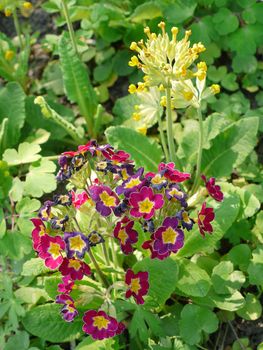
[30,140,223,340]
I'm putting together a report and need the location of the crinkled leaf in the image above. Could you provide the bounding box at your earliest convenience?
[247,245,263,288]
[3,142,41,166]
[22,258,50,276]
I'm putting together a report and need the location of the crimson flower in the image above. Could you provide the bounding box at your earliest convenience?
[37,234,65,269]
[71,191,89,208]
[31,218,47,251]
[158,162,190,183]
[59,257,91,280]
[113,217,138,254]
[201,175,224,202]
[125,269,149,304]
[198,202,215,237]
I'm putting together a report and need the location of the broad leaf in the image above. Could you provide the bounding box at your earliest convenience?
[3,142,41,166]
[22,258,50,276]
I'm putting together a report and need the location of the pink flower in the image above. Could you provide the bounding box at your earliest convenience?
[56,294,78,322]
[129,186,164,220]
[158,162,190,183]
[57,276,75,294]
[31,218,47,251]
[201,175,224,202]
[198,202,215,237]
[37,235,65,269]
[71,191,89,209]
[113,217,138,254]
[59,257,91,280]
[125,269,149,304]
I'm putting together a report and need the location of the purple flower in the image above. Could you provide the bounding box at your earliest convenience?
[145,172,167,190]
[177,210,194,231]
[165,184,187,207]
[116,168,145,197]
[90,185,120,217]
[56,294,78,322]
[87,231,105,247]
[64,232,89,259]
[38,200,54,221]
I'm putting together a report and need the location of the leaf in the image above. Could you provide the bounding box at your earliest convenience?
[237,293,262,321]
[105,126,162,172]
[201,117,259,177]
[16,197,41,235]
[22,304,83,342]
[176,259,211,297]
[15,287,49,304]
[227,244,252,272]
[162,0,197,24]
[130,2,162,22]
[59,32,97,133]
[133,257,178,306]
[4,331,29,350]
[22,258,50,276]
[212,8,239,35]
[247,245,263,288]
[0,82,26,150]
[3,142,41,166]
[75,337,116,350]
[179,304,218,345]
[0,232,32,260]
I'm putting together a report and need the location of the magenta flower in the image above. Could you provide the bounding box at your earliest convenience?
[198,202,215,237]
[129,186,164,220]
[116,168,145,197]
[113,217,138,254]
[64,231,89,259]
[142,236,170,260]
[83,310,124,340]
[125,269,149,304]
[71,191,89,209]
[56,294,78,322]
[57,276,74,294]
[59,257,91,280]
[90,185,120,217]
[111,150,132,164]
[37,235,65,269]
[31,218,47,251]
[145,172,167,190]
[201,175,224,202]
[158,162,190,183]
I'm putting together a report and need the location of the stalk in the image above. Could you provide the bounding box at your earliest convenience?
[165,86,177,163]
[88,250,110,288]
[13,8,23,49]
[192,107,203,193]
[61,0,79,57]
[156,110,169,162]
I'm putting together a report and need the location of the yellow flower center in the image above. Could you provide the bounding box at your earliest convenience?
[93,316,110,330]
[138,198,154,214]
[199,214,205,224]
[182,212,191,223]
[69,235,85,252]
[169,188,183,197]
[125,177,141,189]
[48,242,61,258]
[130,278,141,294]
[151,174,165,185]
[183,91,194,101]
[89,233,100,244]
[68,259,81,270]
[100,191,116,207]
[118,229,128,245]
[162,227,177,244]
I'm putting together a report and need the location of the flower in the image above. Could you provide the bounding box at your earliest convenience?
[50,215,69,231]
[90,185,120,217]
[87,231,105,246]
[142,235,170,260]
[152,217,184,257]
[71,191,90,209]
[64,232,89,259]
[37,235,65,269]
[198,202,215,237]
[57,276,74,294]
[53,193,72,206]
[159,163,191,183]
[201,175,223,202]
[145,172,167,190]
[142,219,155,233]
[82,310,124,340]
[31,218,47,251]
[177,210,194,231]
[165,184,187,207]
[38,200,54,221]
[116,168,145,197]
[129,186,164,220]
[59,257,91,280]
[125,269,149,304]
[56,294,78,322]
[113,217,138,254]
[111,150,132,165]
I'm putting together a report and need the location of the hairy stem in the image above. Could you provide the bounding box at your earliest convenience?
[165,86,177,163]
[13,8,23,49]
[192,107,203,193]
[157,110,169,162]
[61,0,79,57]
[88,249,110,288]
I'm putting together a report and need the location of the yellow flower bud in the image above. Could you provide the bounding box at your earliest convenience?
[144,26,151,38]
[195,61,207,80]
[23,2,32,9]
[132,112,141,121]
[128,55,139,67]
[128,84,137,94]
[4,8,12,16]
[158,84,165,91]
[137,126,147,135]
[137,82,147,92]
[160,96,167,107]
[158,21,166,32]
[4,50,15,61]
[171,27,179,41]
[210,84,220,95]
[183,91,194,101]
[192,42,206,54]
[130,42,139,51]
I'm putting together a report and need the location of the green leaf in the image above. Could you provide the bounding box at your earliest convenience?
[105,126,162,172]
[59,32,98,133]
[179,304,218,345]
[201,117,259,177]
[22,258,50,276]
[232,54,257,74]
[0,82,26,150]
[237,293,262,320]
[24,159,57,198]
[22,304,83,342]
[3,142,41,166]
[75,337,116,350]
[193,290,245,311]
[212,8,239,35]
[4,331,29,350]
[130,1,162,22]
[162,0,197,24]
[176,259,211,297]
[247,245,263,288]
[212,261,246,294]
[0,232,31,260]
[113,94,140,125]
[221,73,239,91]
[133,257,178,306]
[15,287,49,304]
[16,197,41,235]
[227,244,252,272]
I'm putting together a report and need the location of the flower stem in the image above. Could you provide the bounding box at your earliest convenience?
[165,86,177,163]
[192,107,203,194]
[13,8,23,49]
[157,110,169,162]
[61,0,79,57]
[88,249,110,288]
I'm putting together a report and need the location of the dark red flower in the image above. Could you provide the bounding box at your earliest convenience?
[113,217,138,254]
[158,162,190,183]
[201,175,223,202]
[37,234,65,269]
[125,269,149,304]
[31,218,47,251]
[142,236,170,260]
[198,202,215,237]
[59,257,91,280]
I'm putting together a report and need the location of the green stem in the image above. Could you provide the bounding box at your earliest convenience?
[61,0,79,57]
[157,110,169,162]
[192,107,203,194]
[13,8,24,49]
[88,250,110,288]
[165,86,177,163]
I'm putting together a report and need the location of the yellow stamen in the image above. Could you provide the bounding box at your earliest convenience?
[93,316,110,330]
[118,229,128,245]
[68,259,81,270]
[125,177,141,189]
[162,227,177,244]
[130,278,141,294]
[183,91,194,101]
[48,242,61,258]
[99,191,116,207]
[138,198,154,214]
[69,235,85,252]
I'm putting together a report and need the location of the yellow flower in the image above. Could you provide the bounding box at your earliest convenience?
[4,50,15,61]
[23,2,32,9]
[128,84,137,94]
[4,8,12,16]
[194,62,207,81]
[132,112,141,121]
[210,84,220,95]
[137,126,147,135]
[128,55,140,67]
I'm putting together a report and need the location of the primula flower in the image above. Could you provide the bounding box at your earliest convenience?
[57,276,74,294]
[37,235,65,269]
[111,150,132,165]
[201,175,224,202]
[64,232,89,259]
[83,310,124,340]
[113,199,129,217]
[59,257,91,280]
[71,191,90,209]
[53,193,72,206]
[198,202,215,237]
[146,172,167,190]
[125,269,149,304]
[90,185,120,217]
[38,200,54,221]
[158,163,190,183]
[88,231,105,247]
[142,219,155,233]
[129,186,164,220]
[56,294,78,322]
[31,218,47,250]
[165,184,187,207]
[152,217,184,257]
[113,217,138,254]
[142,235,170,260]
[50,215,69,231]
[177,210,194,231]
[116,168,145,197]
